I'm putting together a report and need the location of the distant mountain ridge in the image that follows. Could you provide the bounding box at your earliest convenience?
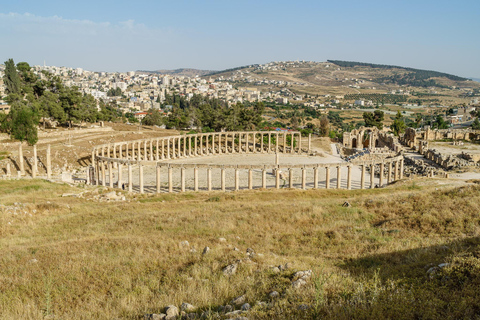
[136,68,216,77]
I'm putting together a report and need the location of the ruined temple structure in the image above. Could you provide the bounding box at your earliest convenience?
[401,127,480,151]
[343,126,403,152]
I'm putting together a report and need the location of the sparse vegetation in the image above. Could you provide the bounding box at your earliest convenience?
[1,179,479,319]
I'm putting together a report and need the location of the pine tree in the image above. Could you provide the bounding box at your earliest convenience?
[3,59,21,96]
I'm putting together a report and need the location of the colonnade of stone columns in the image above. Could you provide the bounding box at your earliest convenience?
[92,131,309,164]
[3,143,52,179]
[93,156,404,194]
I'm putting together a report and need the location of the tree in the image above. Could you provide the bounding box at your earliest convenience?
[391,111,406,136]
[363,110,384,129]
[319,115,329,136]
[3,59,21,96]
[1,104,39,145]
[142,109,163,126]
[472,118,480,130]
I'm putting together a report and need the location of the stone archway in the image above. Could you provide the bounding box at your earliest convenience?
[352,138,357,149]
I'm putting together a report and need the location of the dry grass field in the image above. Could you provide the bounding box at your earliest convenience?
[1,177,479,319]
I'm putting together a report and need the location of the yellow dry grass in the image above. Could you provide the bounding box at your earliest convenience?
[0,179,479,319]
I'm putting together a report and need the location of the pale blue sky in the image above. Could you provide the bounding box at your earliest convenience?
[1,0,479,78]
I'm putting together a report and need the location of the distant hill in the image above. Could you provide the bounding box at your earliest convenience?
[472,78,480,83]
[136,68,216,77]
[327,60,469,88]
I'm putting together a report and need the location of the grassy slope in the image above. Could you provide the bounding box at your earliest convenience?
[0,179,479,319]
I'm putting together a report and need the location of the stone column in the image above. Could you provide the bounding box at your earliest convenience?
[313,166,319,189]
[379,162,385,187]
[283,133,287,154]
[6,163,11,177]
[235,168,240,191]
[162,140,165,160]
[253,133,257,153]
[221,167,226,191]
[46,144,52,180]
[275,167,280,189]
[101,146,105,158]
[101,161,106,187]
[248,168,253,189]
[139,165,144,194]
[150,140,154,161]
[156,166,161,193]
[260,133,264,153]
[246,133,250,153]
[18,143,25,176]
[268,133,271,153]
[194,135,198,155]
[308,134,311,152]
[361,165,366,189]
[33,145,38,178]
[400,159,404,179]
[262,167,267,188]
[238,133,242,153]
[188,136,192,156]
[337,166,342,189]
[290,133,295,153]
[137,141,141,160]
[181,167,186,192]
[394,160,399,181]
[347,165,352,190]
[156,139,159,160]
[275,133,279,153]
[302,167,306,190]
[107,144,111,158]
[178,137,181,157]
[370,164,375,189]
[207,167,212,191]
[325,167,330,189]
[183,135,187,157]
[388,162,392,184]
[168,166,173,193]
[167,138,171,159]
[289,168,294,188]
[199,136,203,156]
[211,134,215,155]
[172,137,176,159]
[298,134,302,153]
[108,161,113,188]
[128,164,133,192]
[194,167,198,191]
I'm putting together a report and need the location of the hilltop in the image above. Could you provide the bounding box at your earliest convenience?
[207,60,480,105]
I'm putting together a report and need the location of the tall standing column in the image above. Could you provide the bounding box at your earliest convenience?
[221,167,226,191]
[290,133,295,153]
[325,167,330,189]
[262,167,267,188]
[336,166,342,189]
[184,135,187,157]
[268,133,271,153]
[101,161,106,187]
[370,164,375,189]
[156,139,159,160]
[275,133,279,153]
[289,168,294,188]
[238,133,242,153]
[167,138,171,159]
[108,161,113,188]
[246,133,250,153]
[308,134,311,153]
[194,167,198,191]
[156,166,161,193]
[150,140,154,161]
[313,166,319,189]
[379,162,385,187]
[400,159,404,180]
[33,145,38,178]
[388,162,393,184]
[347,165,352,190]
[283,133,287,154]
[394,160,399,181]
[199,136,203,156]
[178,137,181,157]
[168,166,173,193]
[18,143,25,176]
[235,168,240,191]
[302,167,306,190]
[260,133,264,153]
[171,137,176,159]
[137,141,141,160]
[181,167,186,192]
[139,165,144,194]
[194,135,198,155]
[128,164,133,192]
[275,167,280,189]
[253,133,257,153]
[162,140,165,160]
[361,165,366,189]
[248,168,253,189]
[207,167,212,191]
[188,136,192,156]
[46,144,52,180]
[298,134,302,153]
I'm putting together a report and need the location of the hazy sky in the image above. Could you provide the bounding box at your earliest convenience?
[1,0,479,77]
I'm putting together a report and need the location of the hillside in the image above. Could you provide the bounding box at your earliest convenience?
[137,68,216,77]
[207,60,480,105]
[1,178,479,319]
